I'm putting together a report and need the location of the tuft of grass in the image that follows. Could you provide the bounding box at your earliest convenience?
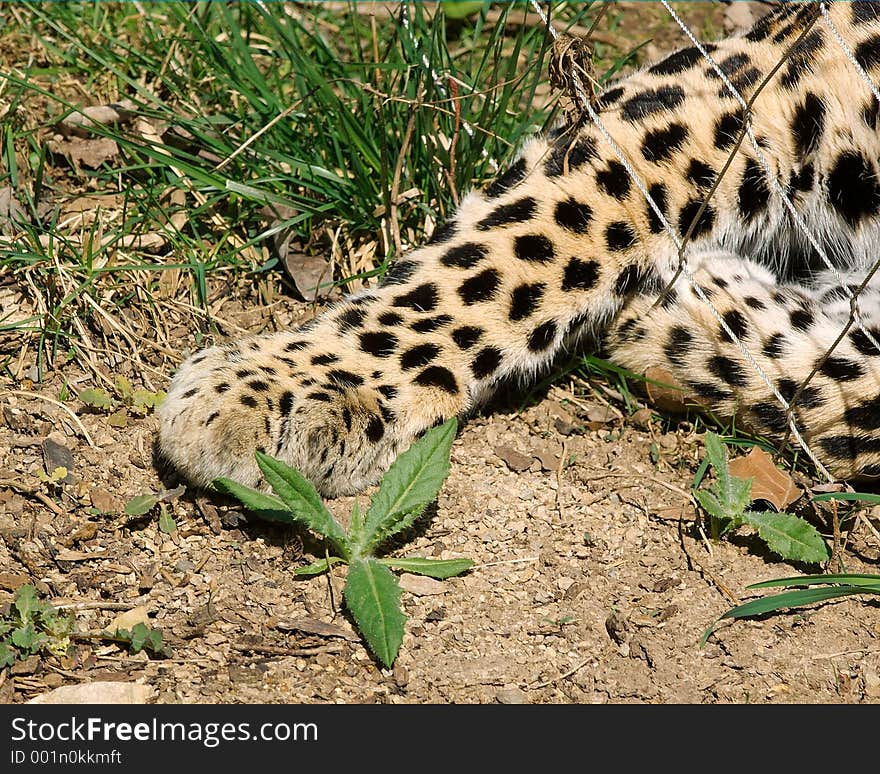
[215,418,472,668]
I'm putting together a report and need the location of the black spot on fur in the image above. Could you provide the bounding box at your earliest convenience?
[471,347,503,379]
[649,45,711,76]
[544,136,598,177]
[753,403,788,433]
[678,199,715,238]
[285,340,308,352]
[327,370,364,388]
[828,151,880,227]
[527,320,558,352]
[687,159,716,189]
[720,310,748,343]
[182,388,198,399]
[377,385,398,400]
[359,331,398,358]
[596,160,631,200]
[411,314,453,333]
[382,260,418,286]
[720,66,761,97]
[562,257,600,291]
[850,327,880,356]
[240,395,259,408]
[393,283,439,312]
[452,326,483,350]
[646,183,668,234]
[205,411,219,426]
[664,326,693,367]
[366,415,385,444]
[688,381,732,402]
[789,309,814,331]
[780,31,824,89]
[621,85,685,123]
[280,391,294,416]
[441,242,489,269]
[597,86,624,107]
[713,109,743,150]
[845,394,880,430]
[554,198,593,233]
[614,264,653,296]
[235,369,255,379]
[400,343,441,371]
[514,234,555,263]
[605,221,637,251]
[486,157,526,197]
[819,356,865,382]
[311,353,338,366]
[341,406,352,431]
[641,123,688,163]
[427,220,457,245]
[414,365,458,394]
[791,92,825,156]
[819,436,858,461]
[509,282,546,321]
[776,377,824,409]
[853,2,880,24]
[378,311,403,326]
[477,198,537,230]
[789,163,814,192]
[247,380,270,392]
[705,52,750,80]
[708,355,748,388]
[856,33,880,71]
[744,296,766,311]
[738,158,770,221]
[458,269,501,305]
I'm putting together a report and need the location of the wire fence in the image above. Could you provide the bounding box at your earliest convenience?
[526,0,880,483]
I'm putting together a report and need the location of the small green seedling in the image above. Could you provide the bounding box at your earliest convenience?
[214,418,472,668]
[0,585,73,667]
[693,433,828,564]
[104,622,170,657]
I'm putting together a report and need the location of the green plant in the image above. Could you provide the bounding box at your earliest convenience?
[703,573,880,645]
[104,622,170,657]
[692,433,828,564]
[0,585,74,666]
[215,418,472,668]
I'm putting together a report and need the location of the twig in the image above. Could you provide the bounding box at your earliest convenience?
[528,657,592,690]
[232,643,346,657]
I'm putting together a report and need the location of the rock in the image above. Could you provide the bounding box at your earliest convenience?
[398,574,447,596]
[29,681,153,704]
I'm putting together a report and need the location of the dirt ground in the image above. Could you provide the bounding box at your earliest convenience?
[2,278,880,706]
[2,0,880,706]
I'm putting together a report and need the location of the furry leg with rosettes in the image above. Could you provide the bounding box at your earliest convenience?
[159,2,880,494]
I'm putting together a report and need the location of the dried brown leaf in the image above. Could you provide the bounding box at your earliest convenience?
[728,446,802,510]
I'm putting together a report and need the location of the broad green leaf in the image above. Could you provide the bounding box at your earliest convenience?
[78,387,113,410]
[379,557,473,579]
[749,573,880,590]
[742,510,829,564]
[693,490,726,522]
[114,374,133,399]
[344,558,405,668]
[0,642,16,667]
[13,585,39,621]
[348,500,365,547]
[213,476,291,521]
[361,419,457,554]
[124,493,159,516]
[812,491,880,504]
[158,506,177,535]
[293,557,345,577]
[255,452,349,557]
[129,623,148,652]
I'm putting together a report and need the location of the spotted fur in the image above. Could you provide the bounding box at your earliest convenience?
[159,2,880,495]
